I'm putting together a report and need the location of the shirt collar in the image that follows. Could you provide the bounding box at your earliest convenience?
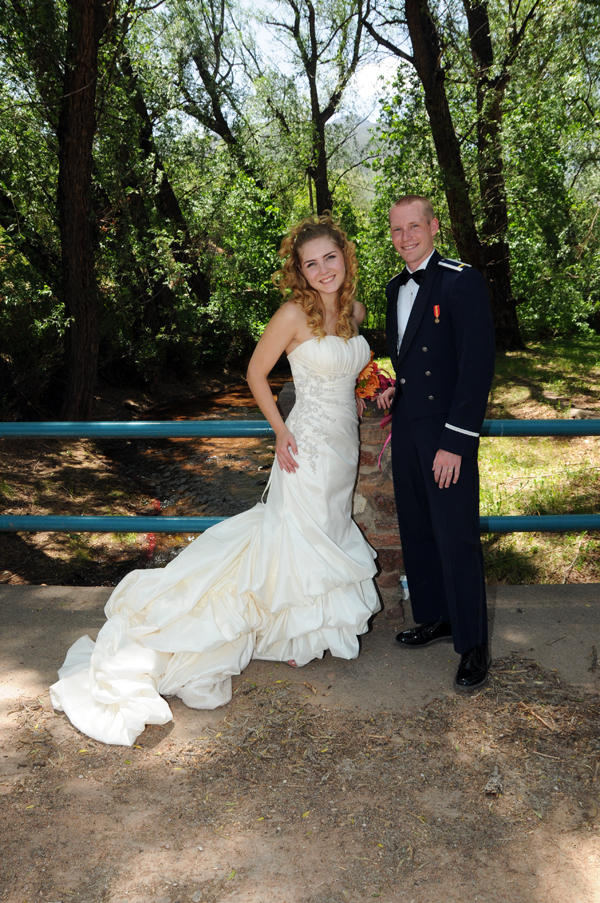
[407,250,435,275]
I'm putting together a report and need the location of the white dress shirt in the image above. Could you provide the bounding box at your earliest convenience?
[397,251,434,351]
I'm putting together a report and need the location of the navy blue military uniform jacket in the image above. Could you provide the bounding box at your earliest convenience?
[385,250,495,458]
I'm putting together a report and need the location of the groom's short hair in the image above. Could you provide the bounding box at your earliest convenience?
[390,195,435,223]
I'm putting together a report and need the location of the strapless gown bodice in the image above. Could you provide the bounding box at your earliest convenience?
[50,335,380,745]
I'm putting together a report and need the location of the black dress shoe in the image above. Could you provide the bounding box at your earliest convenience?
[454,644,491,692]
[395,621,453,648]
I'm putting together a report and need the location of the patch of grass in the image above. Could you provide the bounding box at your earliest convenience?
[0,478,15,498]
[490,336,600,416]
[112,532,138,544]
[65,533,94,565]
[481,337,600,583]
[481,537,541,584]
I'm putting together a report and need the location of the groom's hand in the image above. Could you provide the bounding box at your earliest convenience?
[433,449,462,488]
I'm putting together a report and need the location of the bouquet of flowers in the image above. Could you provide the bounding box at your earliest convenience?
[356,352,395,469]
[355,352,395,400]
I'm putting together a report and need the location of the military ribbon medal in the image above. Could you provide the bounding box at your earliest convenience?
[433,305,440,323]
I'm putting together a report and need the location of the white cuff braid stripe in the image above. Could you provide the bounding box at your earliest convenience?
[445,422,479,438]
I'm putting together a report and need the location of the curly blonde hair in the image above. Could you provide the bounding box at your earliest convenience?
[271,213,358,341]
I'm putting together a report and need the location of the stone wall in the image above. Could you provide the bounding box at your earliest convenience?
[353,400,405,621]
[278,383,405,621]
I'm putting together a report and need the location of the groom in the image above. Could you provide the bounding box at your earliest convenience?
[380,195,495,691]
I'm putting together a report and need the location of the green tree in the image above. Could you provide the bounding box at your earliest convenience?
[364,0,550,349]
[263,0,369,214]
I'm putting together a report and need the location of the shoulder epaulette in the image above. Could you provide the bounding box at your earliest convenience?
[438,258,472,272]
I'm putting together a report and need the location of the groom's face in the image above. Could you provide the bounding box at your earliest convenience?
[390,201,439,271]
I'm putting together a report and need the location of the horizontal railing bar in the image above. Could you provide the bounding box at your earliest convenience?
[481,420,600,436]
[481,514,600,532]
[0,420,274,438]
[0,516,226,533]
[0,514,598,534]
[1,420,598,535]
[0,419,599,439]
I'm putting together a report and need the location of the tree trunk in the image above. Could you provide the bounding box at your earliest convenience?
[405,0,524,350]
[463,0,522,350]
[58,0,105,419]
[311,122,334,214]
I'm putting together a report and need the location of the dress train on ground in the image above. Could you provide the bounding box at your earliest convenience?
[50,335,380,746]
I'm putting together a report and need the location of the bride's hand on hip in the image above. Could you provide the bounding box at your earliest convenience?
[276,429,299,473]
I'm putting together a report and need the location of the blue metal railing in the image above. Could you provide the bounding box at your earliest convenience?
[0,421,274,439]
[1,419,599,533]
[1,418,598,438]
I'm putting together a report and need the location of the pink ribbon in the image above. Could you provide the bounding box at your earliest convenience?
[377,412,393,470]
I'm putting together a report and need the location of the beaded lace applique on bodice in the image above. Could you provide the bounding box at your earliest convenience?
[286,335,370,473]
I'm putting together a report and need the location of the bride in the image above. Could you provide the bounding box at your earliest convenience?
[50,214,380,746]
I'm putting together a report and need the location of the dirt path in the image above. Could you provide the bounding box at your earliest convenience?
[1,584,600,903]
[2,654,600,903]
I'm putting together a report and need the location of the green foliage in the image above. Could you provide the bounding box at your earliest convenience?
[501,7,600,339]
[365,0,600,340]
[1,0,600,417]
[201,175,287,360]
[358,69,454,327]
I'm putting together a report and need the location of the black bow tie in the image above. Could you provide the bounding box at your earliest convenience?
[398,268,425,287]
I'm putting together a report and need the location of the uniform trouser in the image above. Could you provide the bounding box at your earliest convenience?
[391,395,488,655]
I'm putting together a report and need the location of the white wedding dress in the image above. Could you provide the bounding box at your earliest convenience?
[50,335,379,746]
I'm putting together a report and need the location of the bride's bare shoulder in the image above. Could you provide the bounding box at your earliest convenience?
[353,300,367,326]
[277,300,307,327]
[268,301,310,339]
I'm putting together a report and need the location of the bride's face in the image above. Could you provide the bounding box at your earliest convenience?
[298,237,346,301]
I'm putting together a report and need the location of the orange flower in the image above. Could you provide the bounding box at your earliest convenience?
[356,353,376,398]
[356,353,394,400]
[356,352,396,399]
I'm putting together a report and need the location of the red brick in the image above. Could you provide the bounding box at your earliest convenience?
[374,495,397,517]
[366,533,401,547]
[360,450,376,466]
[359,477,392,494]
[359,433,382,445]
[377,571,400,588]
[375,520,398,530]
[359,426,385,443]
[377,548,403,571]
[358,466,380,478]
[359,481,384,498]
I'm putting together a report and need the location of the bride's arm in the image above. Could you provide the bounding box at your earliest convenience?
[353,301,366,329]
[247,304,303,474]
